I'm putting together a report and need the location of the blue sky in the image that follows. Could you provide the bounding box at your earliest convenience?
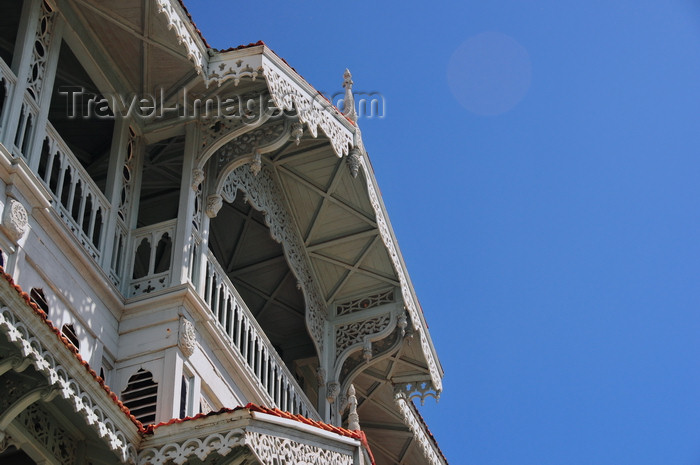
[185,1,700,463]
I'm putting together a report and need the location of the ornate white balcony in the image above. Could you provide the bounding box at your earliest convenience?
[36,122,109,261]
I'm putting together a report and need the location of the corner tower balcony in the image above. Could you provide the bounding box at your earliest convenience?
[0,3,445,462]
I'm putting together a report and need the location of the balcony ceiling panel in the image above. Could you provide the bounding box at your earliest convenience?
[277,171,324,238]
[312,235,374,265]
[309,256,347,298]
[357,239,397,279]
[305,202,374,245]
[277,146,339,190]
[330,170,375,219]
[70,0,202,93]
[73,7,141,90]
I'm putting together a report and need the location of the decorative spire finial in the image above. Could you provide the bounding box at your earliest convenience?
[347,384,360,431]
[343,69,357,123]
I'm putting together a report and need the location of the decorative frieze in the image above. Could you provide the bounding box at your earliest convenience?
[248,431,354,465]
[335,289,395,317]
[206,53,356,158]
[138,429,355,465]
[138,428,245,465]
[263,63,353,158]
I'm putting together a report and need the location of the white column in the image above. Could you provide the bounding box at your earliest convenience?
[100,118,131,272]
[171,123,198,285]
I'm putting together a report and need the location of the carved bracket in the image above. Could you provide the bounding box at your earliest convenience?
[215,165,327,357]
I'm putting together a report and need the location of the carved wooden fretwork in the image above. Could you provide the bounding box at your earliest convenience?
[196,91,269,157]
[218,166,326,356]
[117,127,137,223]
[0,306,138,463]
[394,381,441,405]
[206,58,262,86]
[138,429,354,465]
[26,1,56,101]
[191,169,203,232]
[263,63,353,158]
[205,53,355,159]
[336,289,395,317]
[394,391,445,465]
[17,403,78,465]
[247,431,354,465]
[339,325,403,389]
[154,0,206,73]
[137,428,245,465]
[358,154,443,392]
[211,118,289,181]
[336,314,391,355]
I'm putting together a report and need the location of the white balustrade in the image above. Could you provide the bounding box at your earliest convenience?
[12,93,38,159]
[128,220,176,296]
[37,123,109,260]
[201,250,319,419]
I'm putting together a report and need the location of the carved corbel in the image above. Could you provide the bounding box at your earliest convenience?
[205,194,223,218]
[191,169,205,191]
[326,381,341,404]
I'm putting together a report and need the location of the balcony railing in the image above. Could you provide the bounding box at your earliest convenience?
[12,93,38,161]
[201,250,319,420]
[36,123,109,261]
[128,220,176,297]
